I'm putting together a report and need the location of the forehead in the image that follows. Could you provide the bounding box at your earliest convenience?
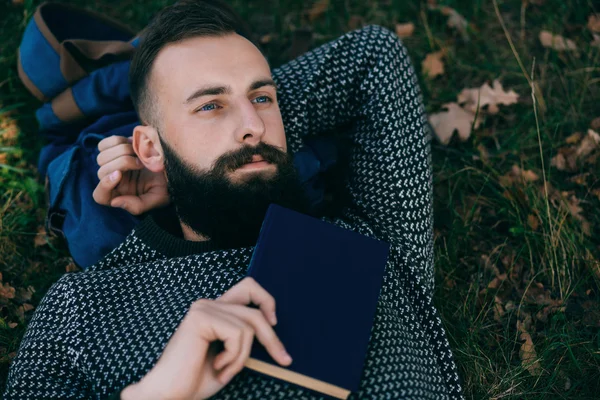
[150,33,271,99]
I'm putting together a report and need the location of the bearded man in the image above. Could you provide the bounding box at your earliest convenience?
[4,0,463,399]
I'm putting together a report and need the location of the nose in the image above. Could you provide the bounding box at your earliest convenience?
[234,98,266,145]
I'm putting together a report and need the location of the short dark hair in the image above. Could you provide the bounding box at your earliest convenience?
[129,0,253,126]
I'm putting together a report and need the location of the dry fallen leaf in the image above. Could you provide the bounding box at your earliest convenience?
[564,192,591,235]
[0,114,19,144]
[458,80,519,114]
[0,282,16,300]
[575,129,600,159]
[395,22,415,38]
[439,6,469,41]
[552,129,600,172]
[528,214,539,231]
[500,165,540,187]
[517,320,543,376]
[422,51,445,78]
[34,225,47,247]
[539,30,577,51]
[588,15,600,33]
[429,103,482,144]
[307,0,329,22]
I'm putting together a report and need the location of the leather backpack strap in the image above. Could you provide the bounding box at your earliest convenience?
[18,1,137,101]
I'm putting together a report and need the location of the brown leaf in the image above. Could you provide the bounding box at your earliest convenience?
[439,6,469,41]
[65,261,80,273]
[0,153,7,164]
[519,331,542,375]
[429,103,482,144]
[395,22,415,38]
[0,283,16,300]
[34,225,47,247]
[551,130,599,172]
[517,320,543,376]
[0,115,19,144]
[457,80,519,114]
[307,0,329,22]
[575,129,600,159]
[501,165,539,186]
[564,193,591,235]
[527,214,539,231]
[539,30,577,51]
[568,173,588,186]
[8,322,17,329]
[22,303,34,312]
[422,51,445,78]
[14,286,35,303]
[493,296,505,322]
[588,15,600,33]
[591,117,600,131]
[565,132,582,144]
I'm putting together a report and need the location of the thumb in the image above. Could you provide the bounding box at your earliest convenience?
[93,171,122,205]
[110,195,146,215]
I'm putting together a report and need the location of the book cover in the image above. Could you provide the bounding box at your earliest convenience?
[245,204,390,398]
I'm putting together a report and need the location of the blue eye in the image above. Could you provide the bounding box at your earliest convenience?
[253,96,272,104]
[199,103,218,112]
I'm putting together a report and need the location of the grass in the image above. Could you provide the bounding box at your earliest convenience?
[1,0,599,398]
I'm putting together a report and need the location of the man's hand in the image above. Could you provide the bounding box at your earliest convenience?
[92,135,170,215]
[121,277,292,400]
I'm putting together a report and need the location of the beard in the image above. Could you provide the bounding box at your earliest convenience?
[160,136,310,249]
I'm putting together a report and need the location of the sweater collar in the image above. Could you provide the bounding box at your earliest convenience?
[135,206,221,258]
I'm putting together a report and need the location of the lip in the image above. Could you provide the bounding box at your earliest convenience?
[238,160,272,170]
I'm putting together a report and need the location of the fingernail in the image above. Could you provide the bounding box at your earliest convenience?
[282,352,292,364]
[109,171,119,181]
[127,136,133,143]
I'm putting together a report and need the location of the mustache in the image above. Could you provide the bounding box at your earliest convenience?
[212,142,291,173]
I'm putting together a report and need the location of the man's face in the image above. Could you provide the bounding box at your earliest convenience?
[147,33,309,247]
[150,33,286,179]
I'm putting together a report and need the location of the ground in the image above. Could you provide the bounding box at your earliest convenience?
[0,0,599,398]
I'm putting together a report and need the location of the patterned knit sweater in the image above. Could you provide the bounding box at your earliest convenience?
[4,25,463,399]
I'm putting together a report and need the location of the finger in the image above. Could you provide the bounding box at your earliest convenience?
[214,315,254,384]
[215,303,291,368]
[98,135,130,152]
[92,171,122,205]
[218,277,277,325]
[97,156,143,180]
[97,143,136,166]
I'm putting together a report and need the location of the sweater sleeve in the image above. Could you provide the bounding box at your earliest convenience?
[273,25,435,296]
[3,276,88,399]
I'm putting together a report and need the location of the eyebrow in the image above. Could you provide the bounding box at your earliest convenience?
[184,78,278,104]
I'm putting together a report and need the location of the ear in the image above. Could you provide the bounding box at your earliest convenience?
[132,125,164,173]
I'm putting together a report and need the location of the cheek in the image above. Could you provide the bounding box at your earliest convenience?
[262,111,287,151]
[166,125,227,171]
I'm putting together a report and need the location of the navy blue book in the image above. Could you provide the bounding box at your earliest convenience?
[244,204,390,399]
